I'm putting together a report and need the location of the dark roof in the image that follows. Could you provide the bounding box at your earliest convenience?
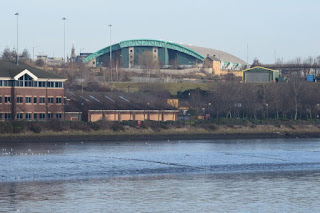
[0,60,65,79]
[205,55,220,62]
[65,91,177,111]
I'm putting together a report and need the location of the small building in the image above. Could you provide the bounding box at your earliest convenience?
[242,66,279,83]
[66,91,179,122]
[36,55,64,66]
[0,60,67,121]
[203,55,221,75]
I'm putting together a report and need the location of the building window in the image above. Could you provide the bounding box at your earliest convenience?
[16,113,23,120]
[39,97,45,103]
[5,97,11,103]
[5,113,11,120]
[33,97,37,104]
[26,113,31,120]
[38,82,46,87]
[40,113,45,120]
[0,113,2,120]
[0,97,2,103]
[48,113,52,120]
[16,74,35,87]
[24,74,33,87]
[25,97,32,103]
[48,98,54,103]
[34,113,37,120]
[56,97,62,104]
[47,82,54,88]
[17,97,23,103]
[56,113,62,119]
[55,82,63,88]
[3,81,12,87]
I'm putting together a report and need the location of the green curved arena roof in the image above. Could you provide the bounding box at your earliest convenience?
[83,39,205,63]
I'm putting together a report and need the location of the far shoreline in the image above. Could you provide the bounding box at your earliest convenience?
[1,132,320,143]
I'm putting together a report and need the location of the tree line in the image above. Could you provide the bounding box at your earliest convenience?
[184,75,320,120]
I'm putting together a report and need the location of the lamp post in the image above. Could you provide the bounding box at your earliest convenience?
[62,17,66,64]
[32,46,38,62]
[14,13,19,65]
[188,92,191,126]
[108,24,112,82]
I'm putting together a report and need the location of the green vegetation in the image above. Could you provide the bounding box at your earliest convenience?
[0,119,320,139]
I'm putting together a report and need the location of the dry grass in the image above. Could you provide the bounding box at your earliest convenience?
[2,124,320,138]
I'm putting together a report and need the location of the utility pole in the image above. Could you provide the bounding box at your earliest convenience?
[246,43,249,64]
[62,17,66,64]
[108,24,112,82]
[15,13,19,65]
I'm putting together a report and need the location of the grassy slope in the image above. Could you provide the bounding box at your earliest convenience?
[111,82,213,95]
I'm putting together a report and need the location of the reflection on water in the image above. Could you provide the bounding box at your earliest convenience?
[1,138,320,212]
[1,173,320,212]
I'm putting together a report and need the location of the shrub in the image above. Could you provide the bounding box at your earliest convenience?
[207,124,218,131]
[0,122,14,134]
[112,123,124,131]
[49,119,64,132]
[30,124,42,133]
[12,121,26,133]
[70,122,91,131]
[89,121,113,131]
[89,122,101,131]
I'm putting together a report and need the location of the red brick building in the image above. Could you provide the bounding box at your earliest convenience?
[0,60,67,121]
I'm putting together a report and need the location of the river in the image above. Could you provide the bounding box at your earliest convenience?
[0,138,320,212]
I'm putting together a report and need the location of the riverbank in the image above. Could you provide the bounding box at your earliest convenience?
[1,124,320,143]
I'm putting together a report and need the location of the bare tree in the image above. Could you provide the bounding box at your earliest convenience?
[21,49,30,61]
[287,73,305,120]
[1,48,14,60]
[138,51,160,79]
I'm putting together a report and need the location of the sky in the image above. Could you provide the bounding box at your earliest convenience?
[1,0,320,64]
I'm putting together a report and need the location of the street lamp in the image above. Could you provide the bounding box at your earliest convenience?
[62,17,66,64]
[32,46,38,62]
[108,24,112,81]
[14,13,19,65]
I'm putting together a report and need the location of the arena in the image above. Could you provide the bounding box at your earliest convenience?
[83,39,247,71]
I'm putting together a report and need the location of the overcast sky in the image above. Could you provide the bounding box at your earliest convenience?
[1,0,319,63]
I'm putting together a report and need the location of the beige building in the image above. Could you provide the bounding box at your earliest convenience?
[66,92,179,122]
[203,55,222,75]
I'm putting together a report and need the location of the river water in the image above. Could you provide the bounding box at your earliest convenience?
[1,138,320,212]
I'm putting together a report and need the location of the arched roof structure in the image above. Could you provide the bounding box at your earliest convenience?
[83,39,205,63]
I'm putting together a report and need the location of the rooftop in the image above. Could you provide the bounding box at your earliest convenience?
[183,44,247,65]
[0,60,66,80]
[66,91,178,112]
